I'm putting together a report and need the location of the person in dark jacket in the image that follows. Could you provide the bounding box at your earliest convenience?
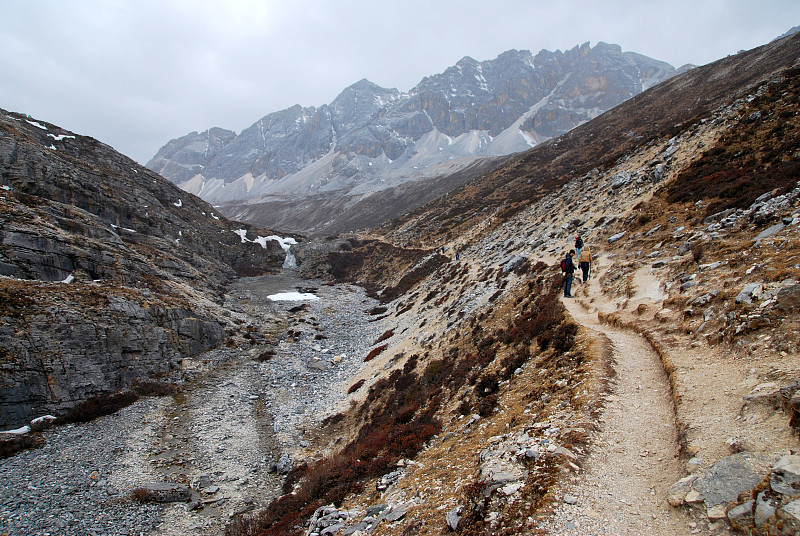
[561,250,576,297]
[575,233,584,263]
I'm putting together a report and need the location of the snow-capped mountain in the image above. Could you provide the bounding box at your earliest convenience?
[148,42,678,233]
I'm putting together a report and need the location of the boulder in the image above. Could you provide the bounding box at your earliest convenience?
[692,452,771,509]
[777,499,800,535]
[744,383,782,406]
[727,499,755,531]
[446,506,462,531]
[777,284,800,312]
[136,482,191,503]
[610,171,632,189]
[502,254,528,274]
[755,223,786,241]
[608,232,626,244]
[667,474,698,506]
[736,283,763,304]
[771,455,800,496]
[276,453,294,474]
[754,490,777,529]
[384,503,409,522]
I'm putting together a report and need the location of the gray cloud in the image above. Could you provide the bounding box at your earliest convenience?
[1,0,797,164]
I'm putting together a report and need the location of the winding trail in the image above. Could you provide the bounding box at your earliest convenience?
[543,274,697,535]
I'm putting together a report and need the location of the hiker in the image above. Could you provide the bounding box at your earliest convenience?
[575,233,584,263]
[561,250,576,297]
[579,246,592,282]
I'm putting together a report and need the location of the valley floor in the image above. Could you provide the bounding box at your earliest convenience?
[0,274,385,536]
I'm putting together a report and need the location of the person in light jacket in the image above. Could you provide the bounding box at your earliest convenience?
[579,246,592,282]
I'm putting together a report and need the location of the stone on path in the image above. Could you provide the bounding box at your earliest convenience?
[137,482,192,503]
[770,455,800,495]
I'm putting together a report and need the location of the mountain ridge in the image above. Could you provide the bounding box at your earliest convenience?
[148,42,678,235]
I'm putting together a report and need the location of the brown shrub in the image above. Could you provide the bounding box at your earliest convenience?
[256,349,277,362]
[132,378,180,397]
[0,433,45,459]
[374,329,395,344]
[347,379,366,394]
[551,322,579,354]
[691,243,704,264]
[364,344,388,362]
[55,391,139,425]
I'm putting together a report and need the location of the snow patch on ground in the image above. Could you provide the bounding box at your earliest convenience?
[267,292,319,302]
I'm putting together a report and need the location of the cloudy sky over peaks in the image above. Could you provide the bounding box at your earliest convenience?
[2,0,799,164]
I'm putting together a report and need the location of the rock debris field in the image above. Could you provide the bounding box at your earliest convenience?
[0,274,385,536]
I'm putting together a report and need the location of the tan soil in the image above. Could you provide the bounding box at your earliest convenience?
[538,256,742,535]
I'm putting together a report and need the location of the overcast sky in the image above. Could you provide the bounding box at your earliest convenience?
[2,1,799,164]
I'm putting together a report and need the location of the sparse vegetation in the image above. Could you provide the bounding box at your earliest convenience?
[54,391,139,425]
[0,433,45,459]
[364,344,388,362]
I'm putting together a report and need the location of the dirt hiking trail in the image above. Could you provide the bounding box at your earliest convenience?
[543,264,731,535]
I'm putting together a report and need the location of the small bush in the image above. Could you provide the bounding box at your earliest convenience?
[691,243,704,264]
[364,344,389,362]
[347,379,366,394]
[551,322,579,354]
[56,391,139,425]
[0,433,45,459]
[476,394,498,417]
[321,413,345,427]
[256,349,277,362]
[132,379,179,397]
[374,329,395,344]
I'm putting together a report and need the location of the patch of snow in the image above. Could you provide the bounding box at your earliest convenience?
[31,415,56,426]
[267,292,319,302]
[234,229,249,242]
[26,120,47,130]
[1,425,32,435]
[47,144,56,151]
[62,273,75,284]
[254,235,297,252]
[1,185,10,191]
[173,199,183,207]
[47,133,75,141]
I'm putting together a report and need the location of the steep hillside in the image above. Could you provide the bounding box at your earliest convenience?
[149,43,676,235]
[0,110,293,427]
[2,31,800,536]
[231,33,800,536]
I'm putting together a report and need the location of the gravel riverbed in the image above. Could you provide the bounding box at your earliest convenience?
[0,274,385,536]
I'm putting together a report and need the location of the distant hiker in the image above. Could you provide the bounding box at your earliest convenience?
[456,252,460,260]
[575,233,584,263]
[560,250,576,298]
[579,246,592,283]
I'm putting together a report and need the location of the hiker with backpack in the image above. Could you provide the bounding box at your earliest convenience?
[579,246,591,282]
[575,233,584,263]
[560,250,576,298]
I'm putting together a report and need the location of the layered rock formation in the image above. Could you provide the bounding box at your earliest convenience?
[0,110,291,427]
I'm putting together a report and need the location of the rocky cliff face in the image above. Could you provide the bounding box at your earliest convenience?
[148,43,676,234]
[0,110,292,427]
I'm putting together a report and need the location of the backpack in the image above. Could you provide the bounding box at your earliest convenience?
[560,259,567,272]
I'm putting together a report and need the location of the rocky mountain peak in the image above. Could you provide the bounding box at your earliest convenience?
[149,42,681,235]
